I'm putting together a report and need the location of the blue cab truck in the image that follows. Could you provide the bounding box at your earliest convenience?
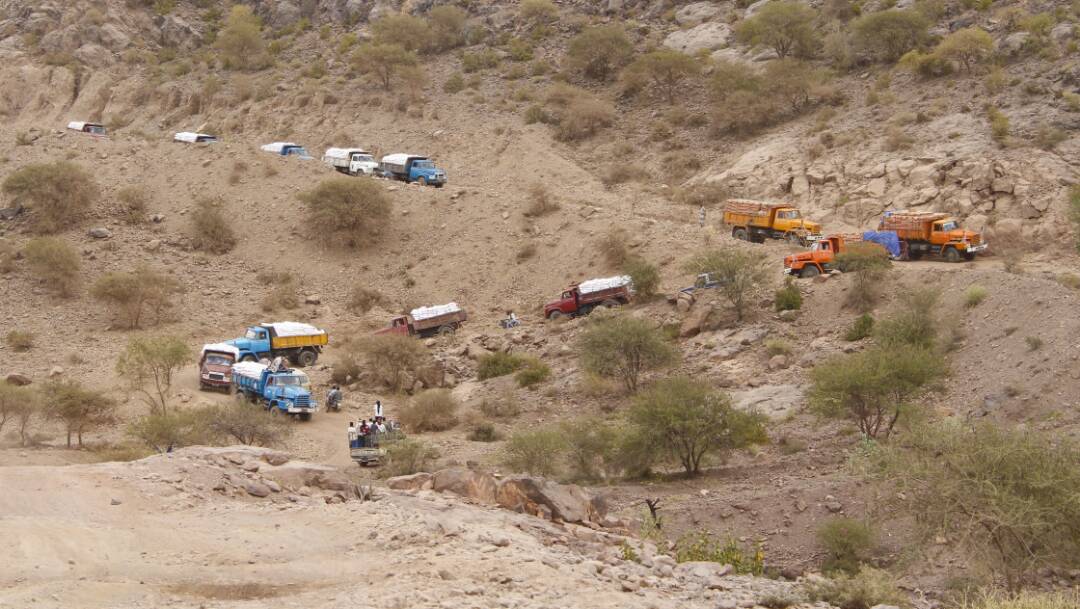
[225,322,328,367]
[260,141,313,160]
[379,153,446,187]
[232,359,317,420]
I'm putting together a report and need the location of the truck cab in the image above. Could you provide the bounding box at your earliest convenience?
[199,344,238,391]
[261,142,313,160]
[406,159,445,186]
[679,273,723,295]
[228,326,272,362]
[784,235,844,278]
[67,121,106,136]
[323,148,379,175]
[231,360,317,420]
[544,288,582,319]
[376,316,413,337]
[380,154,446,187]
[175,132,218,144]
[347,152,377,175]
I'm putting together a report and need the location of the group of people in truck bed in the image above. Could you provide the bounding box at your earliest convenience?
[346,399,400,448]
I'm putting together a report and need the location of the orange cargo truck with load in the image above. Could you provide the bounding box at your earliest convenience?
[878,211,986,262]
[723,199,822,245]
[784,234,865,278]
[375,303,468,338]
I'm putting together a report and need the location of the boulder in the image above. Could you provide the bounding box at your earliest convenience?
[778,309,798,322]
[675,1,728,25]
[768,354,789,370]
[387,472,435,491]
[5,373,32,386]
[97,23,130,50]
[263,451,289,466]
[432,468,498,504]
[496,476,608,524]
[999,32,1030,55]
[680,304,713,338]
[74,43,113,68]
[663,22,732,54]
[87,227,111,239]
[244,481,272,498]
[731,384,804,419]
[48,366,63,378]
[1051,23,1074,43]
[743,0,771,18]
[866,177,887,198]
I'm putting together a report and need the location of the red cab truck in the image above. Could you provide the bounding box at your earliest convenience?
[199,343,238,391]
[375,303,468,338]
[544,275,633,320]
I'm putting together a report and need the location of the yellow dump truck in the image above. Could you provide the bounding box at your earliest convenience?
[226,322,329,367]
[722,199,822,245]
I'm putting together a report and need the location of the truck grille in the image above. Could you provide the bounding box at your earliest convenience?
[294,396,311,407]
[209,373,224,381]
[970,234,982,245]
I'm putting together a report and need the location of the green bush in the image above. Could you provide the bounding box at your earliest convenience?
[477,352,526,380]
[851,9,930,62]
[515,357,551,388]
[2,162,99,234]
[622,49,701,103]
[818,518,876,574]
[631,376,767,476]
[5,330,33,352]
[875,288,940,349]
[566,25,633,81]
[380,439,438,477]
[964,285,988,308]
[1025,336,1043,351]
[579,315,678,393]
[360,334,432,392]
[734,1,819,58]
[91,265,183,329]
[116,335,190,415]
[116,185,149,224]
[774,278,802,311]
[674,532,764,575]
[24,237,80,297]
[189,197,237,254]
[935,26,993,71]
[400,389,459,432]
[206,399,292,446]
[427,6,468,52]
[503,428,566,476]
[298,178,391,249]
[624,256,660,299]
[352,43,418,90]
[765,339,792,357]
[844,314,875,341]
[443,72,465,93]
[682,247,769,321]
[807,566,906,609]
[216,5,271,70]
[467,421,501,442]
[987,106,1010,142]
[462,48,500,72]
[519,0,558,27]
[837,242,891,314]
[370,14,432,52]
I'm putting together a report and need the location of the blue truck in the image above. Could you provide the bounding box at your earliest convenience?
[225,322,328,367]
[379,153,446,187]
[231,360,317,420]
[260,141,313,159]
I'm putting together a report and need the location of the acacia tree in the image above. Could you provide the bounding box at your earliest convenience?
[91,265,183,329]
[567,25,634,81]
[624,49,701,104]
[42,380,117,448]
[851,9,929,63]
[683,247,769,321]
[208,401,291,446]
[935,27,993,72]
[116,336,190,415]
[578,315,678,393]
[630,377,767,476]
[735,1,820,59]
[351,43,419,90]
[216,5,270,71]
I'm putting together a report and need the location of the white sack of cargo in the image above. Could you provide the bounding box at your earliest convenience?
[175,132,217,143]
[232,361,268,380]
[262,322,326,338]
[201,343,240,357]
[68,121,88,131]
[381,153,423,166]
[261,142,297,154]
[411,303,462,321]
[324,147,368,161]
[578,275,632,295]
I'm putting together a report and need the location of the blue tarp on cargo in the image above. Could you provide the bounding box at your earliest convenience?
[862,231,901,258]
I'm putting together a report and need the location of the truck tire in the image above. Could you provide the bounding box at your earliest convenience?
[785,232,802,245]
[547,310,564,321]
[800,265,820,279]
[963,251,975,261]
[601,299,620,309]
[417,176,428,186]
[733,228,749,241]
[299,413,312,422]
[943,246,960,263]
[269,404,279,416]
[296,349,318,367]
[438,325,455,337]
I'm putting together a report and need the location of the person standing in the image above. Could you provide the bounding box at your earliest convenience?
[347,422,357,449]
[698,205,706,228]
[374,400,384,420]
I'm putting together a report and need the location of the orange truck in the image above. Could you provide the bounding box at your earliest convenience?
[783,234,866,278]
[878,211,986,262]
[723,199,821,245]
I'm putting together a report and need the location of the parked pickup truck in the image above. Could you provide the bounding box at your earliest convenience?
[375,303,467,338]
[260,142,313,159]
[351,426,404,466]
[174,132,218,144]
[226,322,328,367]
[878,211,987,262]
[723,199,821,245]
[232,359,317,420]
[679,273,722,295]
[544,275,633,320]
[379,153,446,187]
[199,343,238,391]
[67,121,106,136]
[323,147,379,176]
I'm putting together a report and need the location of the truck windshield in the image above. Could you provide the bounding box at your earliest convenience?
[354,155,374,163]
[205,355,232,366]
[777,210,801,219]
[245,329,261,340]
[277,376,303,386]
[938,220,958,231]
[414,160,434,169]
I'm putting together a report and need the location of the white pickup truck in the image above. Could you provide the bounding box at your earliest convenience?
[323,147,379,176]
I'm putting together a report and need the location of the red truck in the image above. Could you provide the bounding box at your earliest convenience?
[375,303,468,338]
[199,343,238,391]
[544,275,633,320]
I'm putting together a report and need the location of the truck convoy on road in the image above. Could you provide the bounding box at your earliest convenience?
[232,359,318,420]
[226,322,328,367]
[199,343,238,391]
[544,275,633,320]
[323,147,379,176]
[376,303,467,338]
[723,199,822,245]
[878,211,986,262]
[260,142,313,159]
[379,153,446,187]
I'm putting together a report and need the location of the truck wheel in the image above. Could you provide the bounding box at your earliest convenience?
[601,299,620,309]
[943,247,960,263]
[547,310,564,321]
[438,325,455,337]
[299,413,312,422]
[417,176,428,186]
[963,251,975,261]
[800,265,820,279]
[269,405,279,416]
[733,228,749,241]
[296,350,318,367]
[786,232,802,245]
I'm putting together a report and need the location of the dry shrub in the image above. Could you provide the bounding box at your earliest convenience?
[514,357,551,388]
[598,227,630,267]
[91,265,183,329]
[399,389,459,432]
[524,183,560,217]
[601,163,648,188]
[298,178,391,249]
[0,240,16,274]
[673,182,729,207]
[478,391,521,419]
[189,198,237,254]
[554,96,615,142]
[807,566,905,609]
[361,334,431,392]
[380,439,438,477]
[260,275,299,312]
[516,242,538,262]
[346,286,385,314]
[2,162,99,234]
[116,186,149,224]
[5,330,33,352]
[23,237,80,297]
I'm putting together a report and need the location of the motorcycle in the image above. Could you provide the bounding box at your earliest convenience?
[498,318,521,330]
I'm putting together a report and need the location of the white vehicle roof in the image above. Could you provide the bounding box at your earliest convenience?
[232,361,268,379]
[381,153,428,165]
[175,132,217,143]
[67,121,103,131]
[324,147,371,159]
[260,142,302,153]
[578,275,632,295]
[201,343,239,357]
[411,302,462,321]
[260,321,326,338]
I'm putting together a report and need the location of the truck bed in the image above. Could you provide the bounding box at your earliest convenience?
[412,310,468,331]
